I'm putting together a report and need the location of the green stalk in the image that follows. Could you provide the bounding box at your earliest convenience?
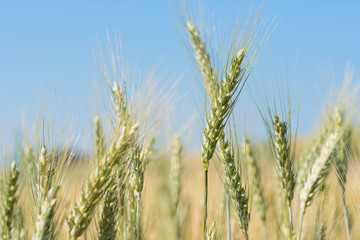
[136,195,141,240]
[289,206,294,234]
[342,189,350,240]
[297,211,304,240]
[226,189,231,240]
[203,169,208,240]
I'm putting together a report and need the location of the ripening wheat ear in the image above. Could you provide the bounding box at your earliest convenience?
[206,221,219,240]
[199,46,246,239]
[98,179,118,240]
[94,116,105,161]
[32,136,76,240]
[110,75,157,240]
[37,147,52,207]
[219,132,250,240]
[96,115,120,240]
[200,49,246,171]
[242,135,267,238]
[11,208,26,240]
[66,123,138,240]
[32,186,60,240]
[312,184,328,240]
[333,111,352,240]
[185,4,269,236]
[186,20,219,103]
[128,138,155,240]
[157,155,181,240]
[1,162,20,240]
[272,112,296,239]
[169,136,183,209]
[30,146,57,240]
[297,108,342,240]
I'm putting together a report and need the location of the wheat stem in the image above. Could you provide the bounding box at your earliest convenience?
[135,194,141,240]
[226,189,231,240]
[203,169,208,240]
[297,211,304,240]
[342,189,350,240]
[288,205,293,234]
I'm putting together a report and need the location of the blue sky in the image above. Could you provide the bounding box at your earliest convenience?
[0,1,359,150]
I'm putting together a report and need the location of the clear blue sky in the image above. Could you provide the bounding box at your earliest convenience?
[0,1,359,150]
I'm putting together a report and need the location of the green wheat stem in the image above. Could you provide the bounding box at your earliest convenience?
[342,189,350,240]
[226,189,231,240]
[297,212,304,240]
[135,194,141,240]
[203,169,208,240]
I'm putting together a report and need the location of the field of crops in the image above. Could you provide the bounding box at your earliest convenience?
[1,2,359,240]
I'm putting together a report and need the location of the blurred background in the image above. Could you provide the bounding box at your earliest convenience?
[0,0,359,151]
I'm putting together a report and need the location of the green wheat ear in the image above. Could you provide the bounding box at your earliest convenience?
[273,113,295,208]
[169,136,183,209]
[243,135,267,237]
[219,132,250,240]
[1,162,20,240]
[67,123,138,240]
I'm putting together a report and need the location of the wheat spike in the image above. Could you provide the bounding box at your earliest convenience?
[169,136,183,209]
[67,123,138,240]
[219,132,249,240]
[1,162,20,240]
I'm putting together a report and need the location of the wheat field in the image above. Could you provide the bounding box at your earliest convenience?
[1,2,360,240]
